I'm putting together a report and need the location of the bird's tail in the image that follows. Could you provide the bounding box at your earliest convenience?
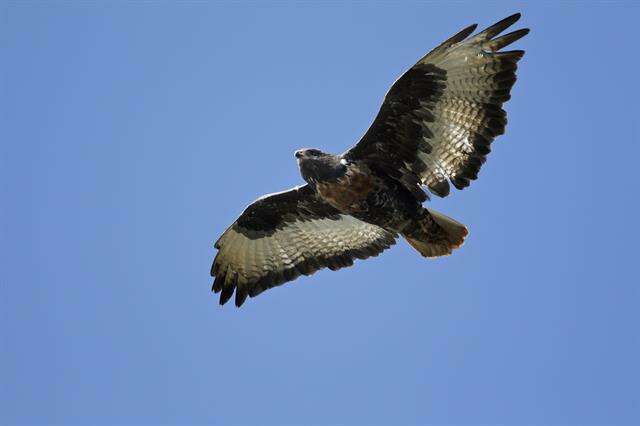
[402,208,468,257]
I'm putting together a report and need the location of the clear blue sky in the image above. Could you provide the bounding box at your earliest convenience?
[3,2,639,425]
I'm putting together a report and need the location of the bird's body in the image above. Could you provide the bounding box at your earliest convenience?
[211,14,529,306]
[298,150,418,231]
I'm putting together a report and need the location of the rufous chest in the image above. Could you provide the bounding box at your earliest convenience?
[316,167,376,213]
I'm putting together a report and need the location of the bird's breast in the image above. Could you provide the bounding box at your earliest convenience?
[316,165,376,213]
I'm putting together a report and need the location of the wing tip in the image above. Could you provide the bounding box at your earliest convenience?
[234,288,248,307]
[219,286,234,306]
[500,12,522,26]
[445,22,478,46]
[459,23,479,39]
[477,12,523,40]
[487,28,530,51]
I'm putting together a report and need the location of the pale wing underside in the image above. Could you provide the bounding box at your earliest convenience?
[211,186,396,306]
[346,14,528,198]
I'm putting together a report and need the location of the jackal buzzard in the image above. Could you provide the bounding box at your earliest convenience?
[211,14,528,307]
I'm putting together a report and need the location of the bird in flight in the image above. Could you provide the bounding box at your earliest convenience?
[211,14,529,307]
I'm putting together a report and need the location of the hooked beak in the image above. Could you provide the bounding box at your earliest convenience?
[294,150,304,159]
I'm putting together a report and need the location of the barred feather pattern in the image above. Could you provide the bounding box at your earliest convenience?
[346,13,528,197]
[211,185,396,306]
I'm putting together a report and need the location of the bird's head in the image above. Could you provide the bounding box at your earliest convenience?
[294,148,346,184]
[294,148,326,160]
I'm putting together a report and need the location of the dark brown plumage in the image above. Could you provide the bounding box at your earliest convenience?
[211,14,528,307]
[345,13,528,198]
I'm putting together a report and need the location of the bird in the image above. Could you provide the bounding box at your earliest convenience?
[211,13,529,307]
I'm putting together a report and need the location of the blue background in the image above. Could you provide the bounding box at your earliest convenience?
[3,2,639,425]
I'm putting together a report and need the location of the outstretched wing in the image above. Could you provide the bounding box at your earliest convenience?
[345,13,528,198]
[211,185,397,307]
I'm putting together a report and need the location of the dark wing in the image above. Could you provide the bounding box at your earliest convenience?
[345,13,528,198]
[211,185,397,307]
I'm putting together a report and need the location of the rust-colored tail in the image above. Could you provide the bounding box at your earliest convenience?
[402,209,468,258]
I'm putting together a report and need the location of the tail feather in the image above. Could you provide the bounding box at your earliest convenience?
[402,209,468,258]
